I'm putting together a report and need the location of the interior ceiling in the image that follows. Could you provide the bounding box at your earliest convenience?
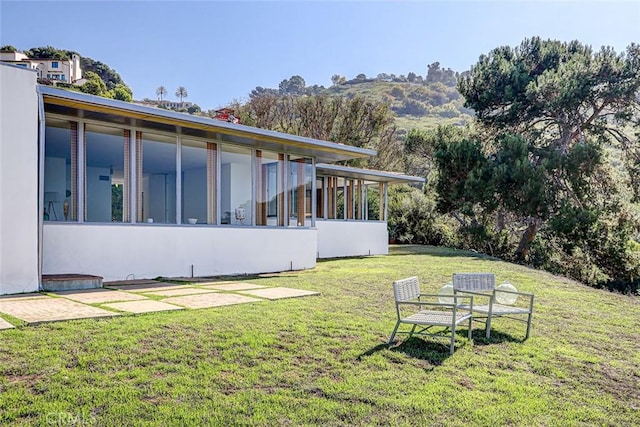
[43,100,371,163]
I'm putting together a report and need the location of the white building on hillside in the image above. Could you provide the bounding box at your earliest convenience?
[0,51,82,83]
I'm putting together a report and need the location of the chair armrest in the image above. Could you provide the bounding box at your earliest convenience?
[496,289,534,298]
[454,289,493,298]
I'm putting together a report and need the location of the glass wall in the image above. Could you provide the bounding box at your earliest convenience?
[316,176,386,221]
[181,138,213,225]
[43,115,322,228]
[288,156,313,227]
[44,118,77,222]
[256,150,284,226]
[85,124,128,222]
[221,145,253,226]
[140,132,176,224]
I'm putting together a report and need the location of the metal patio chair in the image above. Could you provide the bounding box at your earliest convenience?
[452,273,534,339]
[388,276,473,355]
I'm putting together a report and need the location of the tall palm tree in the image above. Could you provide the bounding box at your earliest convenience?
[175,86,188,105]
[156,85,167,101]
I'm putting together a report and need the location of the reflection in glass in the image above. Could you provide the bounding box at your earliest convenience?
[44,118,77,221]
[141,132,176,224]
[85,124,128,222]
[221,145,252,226]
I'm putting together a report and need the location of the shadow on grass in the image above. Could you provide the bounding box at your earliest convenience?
[470,329,524,346]
[359,331,476,365]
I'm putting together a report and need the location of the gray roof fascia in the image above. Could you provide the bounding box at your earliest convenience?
[316,163,425,184]
[37,85,377,160]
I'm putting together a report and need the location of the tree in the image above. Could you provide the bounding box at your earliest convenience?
[278,75,306,95]
[0,45,17,52]
[80,71,108,96]
[156,85,167,101]
[25,46,68,59]
[175,86,188,104]
[111,83,133,102]
[407,72,417,83]
[457,37,640,260]
[331,74,345,86]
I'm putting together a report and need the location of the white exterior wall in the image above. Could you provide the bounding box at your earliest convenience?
[0,65,40,294]
[43,224,317,281]
[316,220,388,259]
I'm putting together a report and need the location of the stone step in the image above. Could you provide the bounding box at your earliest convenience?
[42,274,103,291]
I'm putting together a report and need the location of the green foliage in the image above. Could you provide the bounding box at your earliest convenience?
[387,185,457,246]
[80,71,108,96]
[80,56,126,91]
[0,45,17,52]
[110,83,133,101]
[25,45,69,59]
[279,75,306,95]
[175,86,188,103]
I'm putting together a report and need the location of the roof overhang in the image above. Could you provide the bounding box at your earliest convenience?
[38,86,376,163]
[316,163,425,185]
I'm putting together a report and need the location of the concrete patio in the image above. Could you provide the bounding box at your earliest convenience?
[0,279,320,328]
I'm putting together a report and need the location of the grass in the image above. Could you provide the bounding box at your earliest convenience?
[1,245,638,426]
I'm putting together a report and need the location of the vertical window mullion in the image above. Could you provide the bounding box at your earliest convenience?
[76,121,83,222]
[176,132,182,225]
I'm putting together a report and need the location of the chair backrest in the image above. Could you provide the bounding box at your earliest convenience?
[393,276,420,302]
[453,273,495,292]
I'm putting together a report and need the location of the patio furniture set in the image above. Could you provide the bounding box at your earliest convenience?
[388,273,535,354]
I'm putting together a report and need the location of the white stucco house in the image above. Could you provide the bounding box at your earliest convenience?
[0,51,82,83]
[0,64,423,295]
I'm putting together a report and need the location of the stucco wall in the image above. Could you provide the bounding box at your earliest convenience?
[43,224,317,281]
[316,220,388,259]
[0,65,40,294]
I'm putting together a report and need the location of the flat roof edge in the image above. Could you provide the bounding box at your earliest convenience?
[316,163,425,184]
[38,85,376,159]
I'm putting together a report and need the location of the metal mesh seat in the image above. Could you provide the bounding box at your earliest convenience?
[388,276,473,355]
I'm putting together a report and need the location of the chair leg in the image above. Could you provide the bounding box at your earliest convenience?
[485,316,492,339]
[388,320,401,346]
[525,312,532,340]
[450,323,456,355]
[408,324,417,339]
[467,316,472,342]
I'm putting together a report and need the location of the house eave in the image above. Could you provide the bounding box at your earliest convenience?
[316,163,425,184]
[38,85,377,163]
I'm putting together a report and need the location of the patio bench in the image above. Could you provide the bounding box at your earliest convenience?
[389,276,473,355]
[452,273,534,339]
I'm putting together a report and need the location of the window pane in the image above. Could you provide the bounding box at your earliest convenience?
[366,182,380,220]
[221,145,252,226]
[141,133,176,224]
[85,124,127,222]
[256,150,284,226]
[181,138,209,224]
[316,177,324,219]
[44,118,77,222]
[289,156,312,227]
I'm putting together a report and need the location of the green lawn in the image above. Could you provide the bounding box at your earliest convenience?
[1,245,638,426]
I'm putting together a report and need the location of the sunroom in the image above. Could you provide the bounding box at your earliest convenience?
[38,87,423,282]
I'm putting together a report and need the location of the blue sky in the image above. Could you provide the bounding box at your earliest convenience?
[1,1,638,111]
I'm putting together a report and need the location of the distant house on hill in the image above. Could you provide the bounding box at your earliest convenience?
[0,50,82,83]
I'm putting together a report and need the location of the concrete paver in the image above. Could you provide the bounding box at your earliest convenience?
[53,289,148,304]
[0,294,49,301]
[0,297,120,324]
[105,283,190,293]
[0,317,15,329]
[103,279,159,286]
[202,283,266,291]
[103,300,184,314]
[239,287,320,300]
[163,292,262,309]
[143,288,218,297]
